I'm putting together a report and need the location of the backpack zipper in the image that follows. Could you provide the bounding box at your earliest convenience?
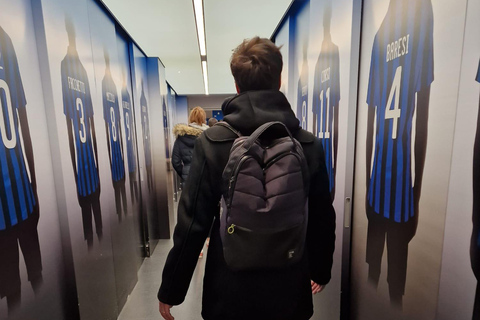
[227,155,251,208]
[263,151,301,171]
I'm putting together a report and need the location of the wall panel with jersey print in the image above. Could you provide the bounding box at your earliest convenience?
[275,17,291,100]
[350,0,468,319]
[130,44,160,251]
[87,0,140,312]
[0,0,72,319]
[437,0,480,319]
[116,29,145,270]
[291,2,310,132]
[33,0,119,318]
[273,0,358,318]
[146,57,171,240]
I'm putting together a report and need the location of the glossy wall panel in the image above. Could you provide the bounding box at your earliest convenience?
[350,0,467,318]
[274,0,358,318]
[0,0,70,318]
[437,0,480,319]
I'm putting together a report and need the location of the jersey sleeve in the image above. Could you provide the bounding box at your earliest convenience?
[416,0,434,92]
[312,60,320,115]
[61,60,73,119]
[102,79,108,121]
[476,60,480,83]
[333,48,341,108]
[83,70,94,119]
[296,77,302,115]
[366,37,379,108]
[10,41,26,110]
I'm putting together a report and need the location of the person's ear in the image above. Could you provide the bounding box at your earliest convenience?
[235,82,241,94]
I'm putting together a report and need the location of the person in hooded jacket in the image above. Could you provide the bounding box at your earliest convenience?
[158,37,336,320]
[171,107,209,185]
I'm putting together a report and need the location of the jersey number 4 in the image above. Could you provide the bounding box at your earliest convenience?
[385,66,402,140]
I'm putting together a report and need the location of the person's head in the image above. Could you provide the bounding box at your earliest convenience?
[323,2,332,34]
[208,117,218,127]
[230,37,283,93]
[189,107,206,124]
[104,48,110,68]
[65,16,76,47]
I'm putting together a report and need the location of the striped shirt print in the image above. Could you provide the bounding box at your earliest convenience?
[312,36,341,193]
[476,60,480,83]
[102,69,125,182]
[140,88,152,167]
[0,27,36,230]
[366,0,434,223]
[162,99,169,159]
[122,87,136,174]
[296,58,309,130]
[61,47,100,197]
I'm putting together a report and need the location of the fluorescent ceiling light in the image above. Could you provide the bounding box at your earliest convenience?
[202,60,209,95]
[193,0,206,56]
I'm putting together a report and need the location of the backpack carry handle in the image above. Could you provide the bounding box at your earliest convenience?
[242,121,296,152]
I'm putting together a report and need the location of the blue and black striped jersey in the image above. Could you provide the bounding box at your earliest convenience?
[296,59,308,130]
[476,60,480,83]
[122,87,136,174]
[102,70,125,182]
[140,88,151,167]
[0,27,36,231]
[312,36,340,193]
[366,0,434,223]
[162,99,169,159]
[61,46,100,197]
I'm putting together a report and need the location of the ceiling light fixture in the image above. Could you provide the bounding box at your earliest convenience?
[202,60,209,95]
[193,0,209,94]
[193,0,206,56]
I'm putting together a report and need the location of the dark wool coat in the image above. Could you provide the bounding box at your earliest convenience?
[172,124,204,181]
[158,90,336,320]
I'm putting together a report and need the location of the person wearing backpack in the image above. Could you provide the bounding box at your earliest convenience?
[158,37,336,320]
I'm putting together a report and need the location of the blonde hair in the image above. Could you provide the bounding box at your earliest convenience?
[189,106,206,124]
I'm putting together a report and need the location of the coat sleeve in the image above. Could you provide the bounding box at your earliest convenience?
[171,139,183,178]
[158,136,218,305]
[306,140,336,285]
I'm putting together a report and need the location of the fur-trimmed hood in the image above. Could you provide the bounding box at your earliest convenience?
[173,123,207,138]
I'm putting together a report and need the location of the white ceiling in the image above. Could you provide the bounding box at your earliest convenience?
[101,0,293,95]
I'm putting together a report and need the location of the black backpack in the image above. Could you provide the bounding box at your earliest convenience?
[217,121,310,271]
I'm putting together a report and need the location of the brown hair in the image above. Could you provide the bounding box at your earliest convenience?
[189,106,206,124]
[208,117,218,127]
[230,37,283,92]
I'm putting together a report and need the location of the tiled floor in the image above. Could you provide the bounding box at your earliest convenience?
[119,173,207,320]
[118,238,207,320]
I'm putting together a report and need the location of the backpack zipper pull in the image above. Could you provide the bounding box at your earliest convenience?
[227,224,235,234]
